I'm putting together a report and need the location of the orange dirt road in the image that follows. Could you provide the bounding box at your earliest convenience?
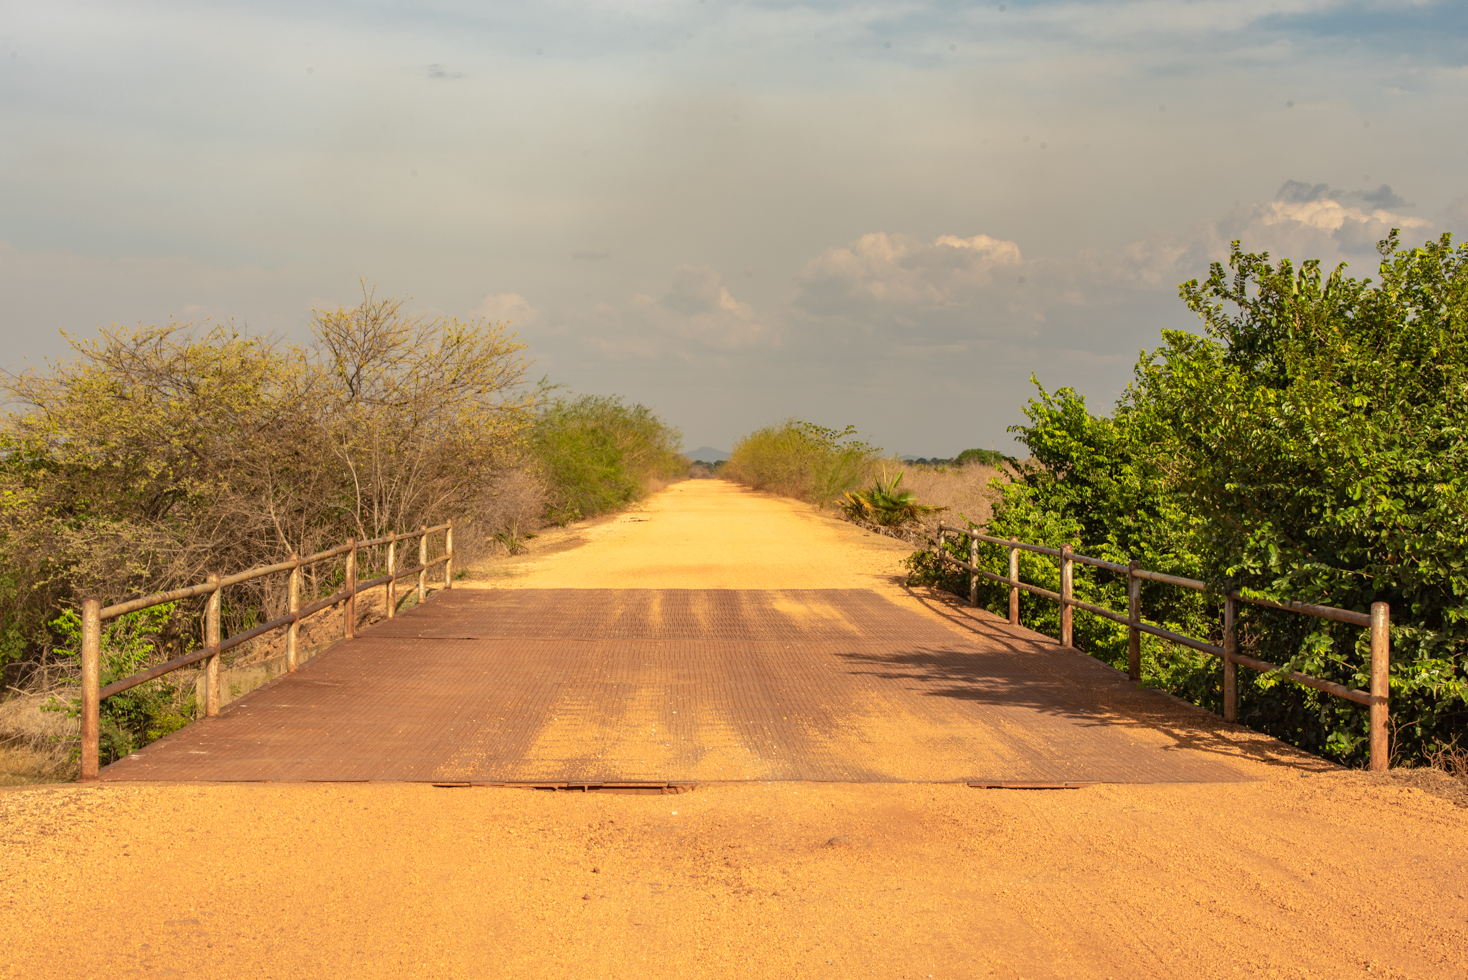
[4,482,1467,979]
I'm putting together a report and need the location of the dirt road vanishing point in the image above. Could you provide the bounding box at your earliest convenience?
[3,481,1466,979]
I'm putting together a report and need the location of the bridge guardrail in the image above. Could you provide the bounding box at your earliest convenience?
[933,522,1391,771]
[77,522,455,780]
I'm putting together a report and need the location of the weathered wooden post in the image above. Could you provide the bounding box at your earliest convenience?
[1008,538,1020,626]
[444,520,454,590]
[344,538,357,639]
[1370,601,1391,771]
[1060,545,1073,648]
[968,531,979,608]
[287,555,301,672]
[386,532,397,619]
[418,526,428,603]
[1222,592,1238,722]
[80,598,101,781]
[205,573,221,717]
[1127,560,1141,682]
[936,524,946,576]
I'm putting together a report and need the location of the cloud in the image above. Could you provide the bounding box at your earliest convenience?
[1215,181,1433,259]
[425,64,463,80]
[577,265,775,359]
[473,292,538,326]
[793,232,1024,323]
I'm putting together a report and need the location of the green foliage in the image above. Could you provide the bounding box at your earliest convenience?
[953,448,1015,467]
[915,231,1468,766]
[47,603,193,763]
[725,421,879,505]
[841,472,944,527]
[532,394,684,524]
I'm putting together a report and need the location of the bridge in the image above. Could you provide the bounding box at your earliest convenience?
[96,482,1280,786]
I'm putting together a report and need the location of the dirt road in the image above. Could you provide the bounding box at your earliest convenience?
[3,482,1466,979]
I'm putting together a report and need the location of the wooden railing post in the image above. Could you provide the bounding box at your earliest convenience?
[386,532,397,619]
[445,520,454,590]
[205,574,221,717]
[344,538,357,639]
[1007,537,1020,626]
[968,531,979,607]
[286,555,301,672]
[80,598,101,781]
[936,524,946,571]
[1060,545,1073,648]
[1370,601,1391,771]
[418,526,428,603]
[1126,560,1141,682]
[1222,592,1238,722]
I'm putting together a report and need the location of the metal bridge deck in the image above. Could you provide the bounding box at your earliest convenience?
[99,588,1248,784]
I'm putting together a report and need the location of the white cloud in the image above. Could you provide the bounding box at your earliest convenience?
[575,264,775,361]
[473,292,539,327]
[794,232,1025,322]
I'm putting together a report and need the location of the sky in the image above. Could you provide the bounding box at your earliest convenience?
[2,0,1466,456]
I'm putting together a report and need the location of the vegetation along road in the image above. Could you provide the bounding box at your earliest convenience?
[3,482,1465,979]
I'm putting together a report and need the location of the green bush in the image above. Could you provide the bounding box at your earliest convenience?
[532,394,684,524]
[913,231,1468,766]
[724,421,878,506]
[953,448,1015,467]
[47,603,194,763]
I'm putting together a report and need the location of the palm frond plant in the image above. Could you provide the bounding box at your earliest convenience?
[840,472,945,527]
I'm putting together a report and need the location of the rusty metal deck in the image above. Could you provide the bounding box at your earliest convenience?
[99,589,1248,784]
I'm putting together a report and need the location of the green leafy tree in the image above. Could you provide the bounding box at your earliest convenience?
[914,231,1468,765]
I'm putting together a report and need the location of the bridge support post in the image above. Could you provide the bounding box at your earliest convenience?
[386,532,397,619]
[1370,601,1391,771]
[287,556,301,672]
[205,574,221,717]
[1008,538,1019,626]
[418,526,428,603]
[1126,560,1141,682]
[1060,545,1073,648]
[968,532,978,608]
[1222,592,1238,722]
[445,520,454,590]
[80,598,101,781]
[345,539,357,639]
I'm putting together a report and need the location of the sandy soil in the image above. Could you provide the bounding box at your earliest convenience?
[3,482,1466,979]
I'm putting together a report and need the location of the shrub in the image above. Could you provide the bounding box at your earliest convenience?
[0,285,532,692]
[840,472,944,527]
[724,421,878,506]
[47,603,193,764]
[915,231,1468,766]
[532,394,684,524]
[953,448,1015,467]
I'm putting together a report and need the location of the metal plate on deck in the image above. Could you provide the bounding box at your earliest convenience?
[99,589,1249,785]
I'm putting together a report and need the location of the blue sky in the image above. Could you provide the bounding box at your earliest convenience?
[2,0,1465,454]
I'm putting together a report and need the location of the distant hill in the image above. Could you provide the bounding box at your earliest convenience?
[686,446,730,462]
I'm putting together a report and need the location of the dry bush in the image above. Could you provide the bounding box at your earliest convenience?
[1427,738,1468,785]
[0,284,533,692]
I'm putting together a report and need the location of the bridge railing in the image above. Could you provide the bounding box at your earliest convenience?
[76,521,455,780]
[933,521,1391,771]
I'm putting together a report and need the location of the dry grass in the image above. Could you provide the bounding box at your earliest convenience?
[874,459,1012,536]
[1426,738,1468,785]
[0,689,78,785]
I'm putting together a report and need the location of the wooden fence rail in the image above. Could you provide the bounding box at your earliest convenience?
[934,522,1391,771]
[78,521,455,780]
